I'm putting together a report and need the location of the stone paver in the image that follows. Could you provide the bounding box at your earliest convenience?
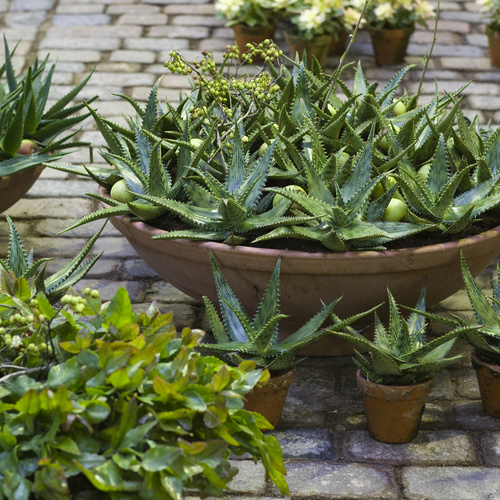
[402,467,500,500]
[1,1,500,499]
[344,430,477,465]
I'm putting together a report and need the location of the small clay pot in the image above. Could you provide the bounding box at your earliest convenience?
[369,26,414,66]
[471,350,500,418]
[244,368,296,427]
[486,25,500,68]
[0,164,45,213]
[356,370,434,443]
[232,23,277,61]
[285,32,333,68]
[329,30,348,56]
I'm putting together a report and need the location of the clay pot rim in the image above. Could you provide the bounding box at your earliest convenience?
[356,369,435,392]
[267,366,296,385]
[471,349,500,374]
[99,185,500,264]
[0,164,45,183]
[369,25,415,36]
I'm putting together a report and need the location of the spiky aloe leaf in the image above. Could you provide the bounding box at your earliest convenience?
[0,152,62,176]
[203,296,231,344]
[43,224,105,302]
[1,93,24,155]
[2,215,31,277]
[1,216,101,303]
[209,252,253,343]
[326,284,466,385]
[461,252,500,328]
[198,252,338,373]
[60,205,131,233]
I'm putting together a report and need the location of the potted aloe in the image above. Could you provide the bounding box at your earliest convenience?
[325,286,473,442]
[215,0,279,60]
[0,279,290,498]
[280,0,346,66]
[427,252,500,418]
[364,0,434,65]
[477,0,500,66]
[0,38,95,212]
[60,42,500,356]
[0,215,102,302]
[196,252,375,426]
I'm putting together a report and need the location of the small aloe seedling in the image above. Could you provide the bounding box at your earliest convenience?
[198,252,376,374]
[325,286,472,385]
[0,216,103,303]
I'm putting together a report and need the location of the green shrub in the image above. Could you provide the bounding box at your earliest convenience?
[0,279,289,499]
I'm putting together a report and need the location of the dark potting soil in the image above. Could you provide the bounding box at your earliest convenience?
[152,213,500,254]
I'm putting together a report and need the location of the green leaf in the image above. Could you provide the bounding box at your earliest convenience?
[102,287,135,330]
[142,445,182,472]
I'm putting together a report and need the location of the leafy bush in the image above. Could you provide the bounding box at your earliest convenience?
[0,279,289,499]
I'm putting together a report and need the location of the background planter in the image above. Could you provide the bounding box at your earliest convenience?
[0,165,45,213]
[232,23,277,60]
[106,202,500,356]
[369,26,414,66]
[329,30,348,56]
[356,370,434,443]
[486,25,500,68]
[285,32,333,67]
[471,350,500,418]
[244,368,295,427]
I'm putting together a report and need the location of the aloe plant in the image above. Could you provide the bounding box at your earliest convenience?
[422,252,500,365]
[0,216,102,303]
[0,37,96,177]
[325,285,473,385]
[63,47,500,252]
[198,252,376,374]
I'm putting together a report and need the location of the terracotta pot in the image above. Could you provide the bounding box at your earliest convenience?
[244,368,295,427]
[369,26,414,66]
[486,25,500,68]
[102,187,500,356]
[329,30,348,56]
[285,32,333,67]
[471,350,500,418]
[232,23,277,61]
[0,165,45,213]
[356,370,434,443]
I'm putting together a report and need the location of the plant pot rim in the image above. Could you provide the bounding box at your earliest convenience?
[369,25,415,35]
[100,189,500,264]
[356,369,435,391]
[471,349,500,374]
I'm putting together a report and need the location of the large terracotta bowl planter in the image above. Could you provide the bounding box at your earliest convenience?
[107,204,500,356]
[0,165,45,213]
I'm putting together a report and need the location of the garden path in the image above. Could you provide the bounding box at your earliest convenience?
[1,0,500,498]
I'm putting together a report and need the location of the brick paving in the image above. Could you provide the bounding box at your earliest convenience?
[1,0,500,498]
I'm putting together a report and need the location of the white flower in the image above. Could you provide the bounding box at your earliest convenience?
[298,6,327,30]
[414,0,434,19]
[344,6,364,25]
[374,2,395,19]
[477,0,492,10]
[395,0,413,10]
[215,0,245,19]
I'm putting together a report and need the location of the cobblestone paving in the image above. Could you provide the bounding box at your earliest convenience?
[1,0,500,498]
